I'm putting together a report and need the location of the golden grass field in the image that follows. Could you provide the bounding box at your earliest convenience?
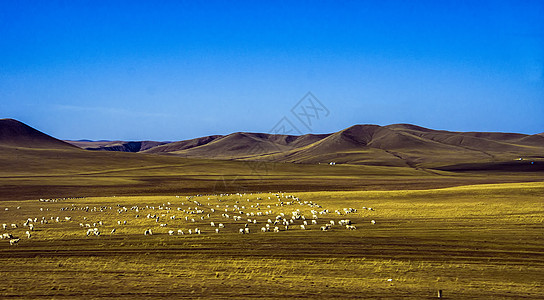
[0,182,542,299]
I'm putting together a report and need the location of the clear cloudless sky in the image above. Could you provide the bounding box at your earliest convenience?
[1,0,543,140]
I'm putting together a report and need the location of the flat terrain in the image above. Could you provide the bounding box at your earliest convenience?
[1,182,542,299]
[1,144,543,202]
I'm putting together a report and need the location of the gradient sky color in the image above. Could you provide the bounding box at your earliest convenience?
[1,1,543,140]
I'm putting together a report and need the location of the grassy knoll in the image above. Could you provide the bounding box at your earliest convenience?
[0,182,542,298]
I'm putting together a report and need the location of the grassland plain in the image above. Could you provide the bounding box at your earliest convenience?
[0,182,542,299]
[2,144,543,202]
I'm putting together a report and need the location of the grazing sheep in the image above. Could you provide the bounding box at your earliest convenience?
[320,224,331,231]
[370,220,376,225]
[111,228,116,234]
[244,228,250,234]
[168,230,175,235]
[339,219,351,226]
[9,239,20,245]
[86,228,99,236]
[218,223,224,228]
[2,224,6,230]
[239,228,245,234]
[144,229,153,236]
[26,231,32,238]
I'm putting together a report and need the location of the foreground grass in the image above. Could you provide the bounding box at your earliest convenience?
[0,182,543,299]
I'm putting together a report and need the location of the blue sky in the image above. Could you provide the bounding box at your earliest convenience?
[1,0,543,140]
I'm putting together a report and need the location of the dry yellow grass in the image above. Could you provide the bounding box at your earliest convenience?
[0,182,542,298]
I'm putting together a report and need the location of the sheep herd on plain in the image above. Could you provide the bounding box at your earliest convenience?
[1,193,377,246]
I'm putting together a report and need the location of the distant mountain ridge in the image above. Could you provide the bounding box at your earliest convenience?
[66,140,169,152]
[132,124,543,168]
[2,118,542,170]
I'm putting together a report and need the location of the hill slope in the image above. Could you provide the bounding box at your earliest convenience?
[0,119,78,150]
[141,124,544,169]
[4,118,542,171]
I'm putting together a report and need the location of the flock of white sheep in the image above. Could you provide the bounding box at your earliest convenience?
[1,192,377,245]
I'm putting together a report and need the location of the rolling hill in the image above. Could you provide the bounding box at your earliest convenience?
[1,118,542,201]
[3,118,543,171]
[136,124,544,170]
[0,118,78,150]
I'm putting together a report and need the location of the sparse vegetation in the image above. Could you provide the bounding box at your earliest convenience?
[1,183,542,298]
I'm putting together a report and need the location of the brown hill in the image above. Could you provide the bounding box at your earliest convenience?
[144,132,329,159]
[0,119,78,150]
[4,118,542,171]
[142,135,223,154]
[141,124,544,170]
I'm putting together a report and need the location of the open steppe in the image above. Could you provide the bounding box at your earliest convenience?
[1,119,543,298]
[0,184,543,299]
